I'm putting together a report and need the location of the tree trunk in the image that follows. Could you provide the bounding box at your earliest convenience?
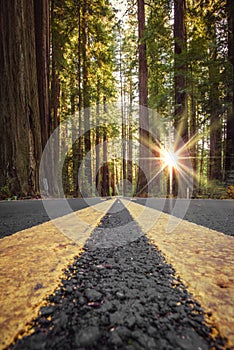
[173,0,188,196]
[95,82,101,195]
[72,3,82,197]
[82,2,92,196]
[101,98,110,197]
[209,38,222,181]
[225,0,234,178]
[199,130,205,194]
[50,0,60,133]
[189,64,197,194]
[101,136,110,197]
[120,39,127,196]
[136,0,149,197]
[121,105,127,196]
[174,0,188,144]
[127,77,133,196]
[34,0,50,148]
[0,0,42,197]
[77,3,83,197]
[48,0,61,196]
[71,90,78,196]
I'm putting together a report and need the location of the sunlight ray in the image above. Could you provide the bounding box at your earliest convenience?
[137,164,168,195]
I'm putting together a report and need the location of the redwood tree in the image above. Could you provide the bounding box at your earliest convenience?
[0,0,50,197]
[34,0,50,148]
[173,0,188,196]
[136,0,149,197]
[174,0,188,144]
[225,0,234,179]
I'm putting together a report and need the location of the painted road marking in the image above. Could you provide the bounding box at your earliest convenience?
[123,199,234,349]
[0,199,114,350]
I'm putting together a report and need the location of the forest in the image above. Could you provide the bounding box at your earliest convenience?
[0,0,233,199]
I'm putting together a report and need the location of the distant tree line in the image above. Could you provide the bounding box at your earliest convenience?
[122,0,234,197]
[0,0,117,198]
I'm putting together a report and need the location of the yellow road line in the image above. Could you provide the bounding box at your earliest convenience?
[0,199,114,350]
[123,199,234,349]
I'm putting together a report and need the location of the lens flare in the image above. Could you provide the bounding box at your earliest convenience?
[162,148,178,169]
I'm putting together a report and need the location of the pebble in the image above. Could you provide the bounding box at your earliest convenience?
[116,291,125,300]
[84,288,102,301]
[75,326,101,347]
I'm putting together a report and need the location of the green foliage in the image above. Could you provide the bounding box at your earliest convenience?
[52,0,117,122]
[0,183,11,199]
[206,180,227,199]
[146,0,174,113]
[51,0,232,197]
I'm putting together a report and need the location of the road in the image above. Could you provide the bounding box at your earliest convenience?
[0,197,233,239]
[133,198,234,236]
[4,200,229,350]
[1,198,233,349]
[0,198,103,238]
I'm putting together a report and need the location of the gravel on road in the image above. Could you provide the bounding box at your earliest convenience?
[9,200,227,350]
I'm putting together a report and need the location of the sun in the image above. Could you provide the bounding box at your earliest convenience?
[162,148,178,170]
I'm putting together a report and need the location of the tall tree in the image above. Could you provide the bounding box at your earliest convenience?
[173,0,188,196]
[174,0,188,144]
[0,0,47,197]
[225,0,234,180]
[136,0,149,197]
[82,0,92,195]
[204,2,223,182]
[118,27,127,195]
[122,20,138,196]
[34,0,50,148]
[208,38,222,181]
[146,0,174,196]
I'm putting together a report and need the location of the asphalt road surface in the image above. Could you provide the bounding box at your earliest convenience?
[9,201,226,350]
[132,198,234,236]
[0,197,233,239]
[0,198,103,239]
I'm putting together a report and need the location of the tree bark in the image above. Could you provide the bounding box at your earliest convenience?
[119,36,127,196]
[0,0,43,196]
[136,0,149,197]
[209,34,222,181]
[173,0,188,196]
[101,132,110,197]
[43,0,60,196]
[127,77,133,196]
[101,97,110,197]
[95,82,101,195]
[72,2,82,197]
[77,2,83,197]
[82,1,92,196]
[34,0,50,148]
[50,0,60,133]
[225,0,234,178]
[189,64,197,193]
[174,0,188,143]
